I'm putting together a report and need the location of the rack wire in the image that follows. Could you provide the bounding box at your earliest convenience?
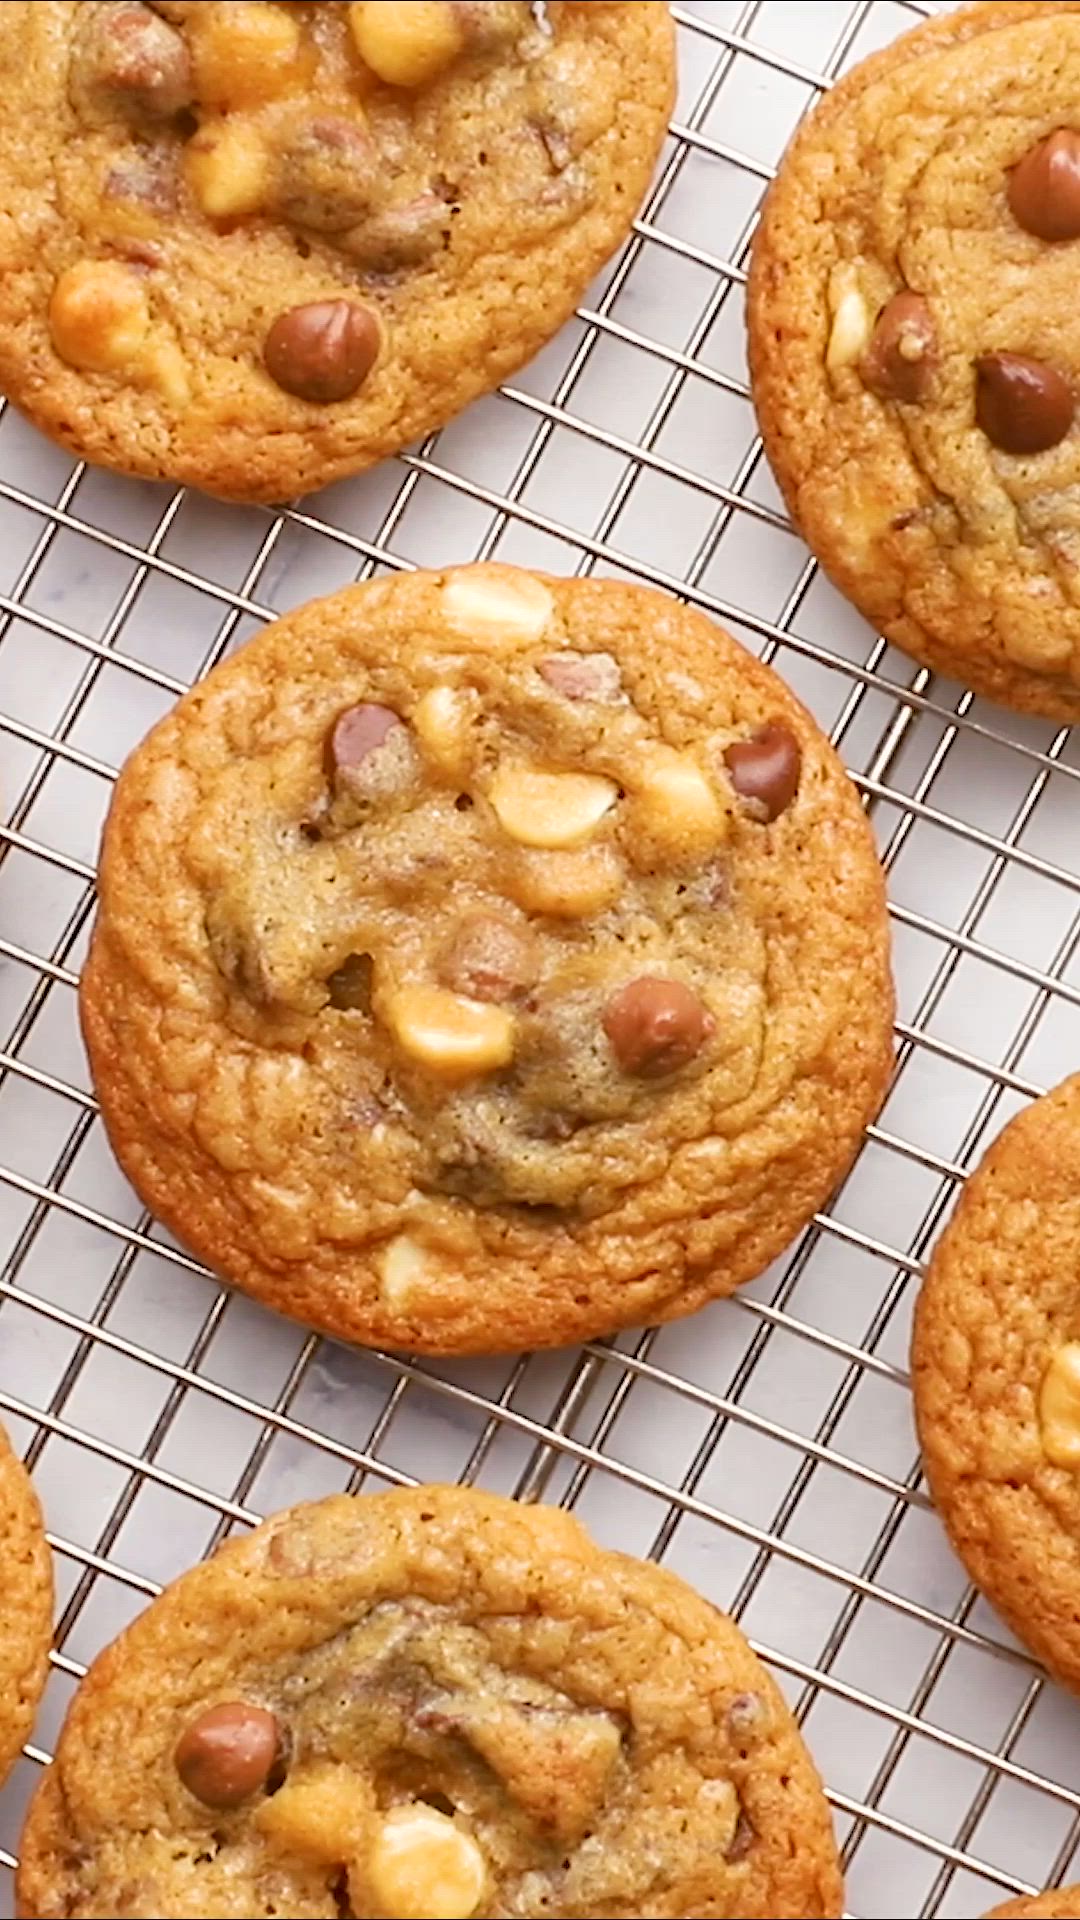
[2,3,1078,1915]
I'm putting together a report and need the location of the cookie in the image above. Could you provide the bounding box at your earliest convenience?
[0,2,673,504]
[988,1894,1080,1919]
[0,1417,53,1788]
[79,563,894,1356]
[912,1074,1080,1694]
[747,1,1080,720]
[15,1483,843,1919]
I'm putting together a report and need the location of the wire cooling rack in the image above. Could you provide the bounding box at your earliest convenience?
[5,3,1080,1916]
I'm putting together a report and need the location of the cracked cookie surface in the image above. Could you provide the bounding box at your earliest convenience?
[913,1074,1080,1695]
[748,1,1080,719]
[0,1417,53,1789]
[15,1484,843,1920]
[80,563,893,1355]
[0,1,672,502]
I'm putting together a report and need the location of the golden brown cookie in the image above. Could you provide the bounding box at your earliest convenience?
[913,1074,1080,1694]
[79,563,894,1356]
[747,1,1080,719]
[987,1893,1080,1919]
[15,1483,844,1919]
[0,1417,53,1788]
[0,2,673,503]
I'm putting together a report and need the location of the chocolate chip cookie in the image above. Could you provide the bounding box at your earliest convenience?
[748,1,1080,719]
[80,564,893,1355]
[988,1895,1080,1918]
[912,1074,1080,1694]
[0,2,673,503]
[0,1418,52,1787]
[15,1483,844,1919]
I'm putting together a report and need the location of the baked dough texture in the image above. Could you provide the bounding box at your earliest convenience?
[80,564,894,1355]
[0,2,673,502]
[0,1417,53,1788]
[748,1,1080,718]
[15,1484,844,1919]
[914,1075,1080,1695]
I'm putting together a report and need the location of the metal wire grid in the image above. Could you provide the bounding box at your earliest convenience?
[3,1,1080,1914]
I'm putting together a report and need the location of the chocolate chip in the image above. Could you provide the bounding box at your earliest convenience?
[975,352,1075,454]
[326,704,417,811]
[724,723,801,821]
[326,951,373,1011]
[175,1703,281,1809]
[275,119,379,234]
[453,1,533,52]
[1008,129,1080,241]
[263,300,380,404]
[602,977,714,1078]
[341,192,452,271]
[437,912,538,1003]
[538,651,623,702]
[859,292,937,404]
[725,1810,756,1861]
[328,704,402,775]
[70,1,193,125]
[104,150,177,212]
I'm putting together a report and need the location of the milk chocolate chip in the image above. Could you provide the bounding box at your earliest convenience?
[326,951,374,1011]
[975,352,1074,454]
[329,703,401,771]
[327,703,415,803]
[603,977,713,1078]
[342,192,451,271]
[1008,129,1080,241]
[539,651,623,702]
[264,300,380,403]
[452,1,533,51]
[105,149,177,211]
[859,292,937,403]
[275,119,379,234]
[175,1703,281,1808]
[726,1811,756,1862]
[724,723,801,821]
[71,1,193,124]
[437,912,538,1003]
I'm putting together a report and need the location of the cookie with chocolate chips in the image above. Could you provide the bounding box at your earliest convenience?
[0,1,673,502]
[913,1074,1080,1697]
[15,1484,844,1920]
[0,1418,53,1788]
[79,564,893,1355]
[748,1,1080,720]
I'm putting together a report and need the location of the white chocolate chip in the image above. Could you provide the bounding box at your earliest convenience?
[349,1,463,88]
[826,264,871,374]
[145,336,192,408]
[627,746,727,860]
[49,260,150,374]
[257,1764,370,1860]
[190,2,304,109]
[697,1776,739,1850]
[379,1234,440,1308]
[505,844,624,917]
[1039,1341,1080,1467]
[186,118,270,219]
[489,765,617,850]
[440,567,555,649]
[365,1805,485,1920]
[412,686,471,775]
[386,984,515,1076]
